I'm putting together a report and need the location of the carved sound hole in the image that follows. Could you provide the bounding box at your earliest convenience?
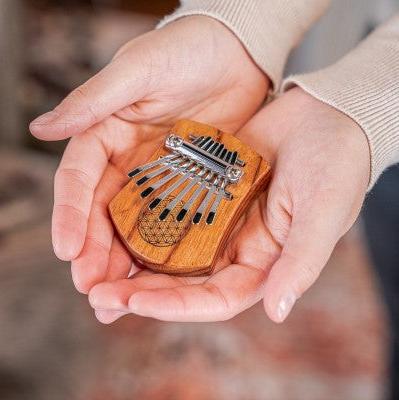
[138,196,191,247]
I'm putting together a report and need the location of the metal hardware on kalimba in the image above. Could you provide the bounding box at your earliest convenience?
[127,133,245,225]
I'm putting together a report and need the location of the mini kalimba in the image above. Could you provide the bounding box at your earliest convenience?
[109,120,271,276]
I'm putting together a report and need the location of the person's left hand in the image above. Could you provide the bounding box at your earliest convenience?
[88,87,370,324]
[29,16,269,313]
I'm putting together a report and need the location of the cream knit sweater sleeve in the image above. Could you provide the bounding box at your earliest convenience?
[283,14,399,187]
[159,2,399,188]
[157,0,331,91]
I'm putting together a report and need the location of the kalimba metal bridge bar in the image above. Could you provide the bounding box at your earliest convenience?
[127,133,245,225]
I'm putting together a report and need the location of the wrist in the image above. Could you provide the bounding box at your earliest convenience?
[291,87,371,190]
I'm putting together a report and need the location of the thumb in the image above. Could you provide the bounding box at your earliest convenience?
[263,203,345,323]
[29,55,150,140]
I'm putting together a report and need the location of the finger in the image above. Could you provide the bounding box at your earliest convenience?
[263,204,344,323]
[89,193,275,322]
[70,205,113,294]
[30,55,149,140]
[104,237,135,282]
[127,263,266,322]
[88,202,275,322]
[88,273,187,312]
[71,164,127,293]
[52,133,109,260]
[94,309,128,325]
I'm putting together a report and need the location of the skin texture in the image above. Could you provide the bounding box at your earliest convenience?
[87,88,370,324]
[30,17,370,324]
[29,16,269,318]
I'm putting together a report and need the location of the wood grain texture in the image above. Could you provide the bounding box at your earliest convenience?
[109,120,271,276]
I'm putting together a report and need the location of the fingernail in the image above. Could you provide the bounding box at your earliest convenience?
[276,292,297,322]
[30,110,59,126]
[95,309,128,324]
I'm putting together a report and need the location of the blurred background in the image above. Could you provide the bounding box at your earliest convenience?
[0,0,398,399]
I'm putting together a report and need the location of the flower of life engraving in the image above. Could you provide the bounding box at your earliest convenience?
[138,196,192,247]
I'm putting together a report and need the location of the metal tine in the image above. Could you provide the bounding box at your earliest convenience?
[213,143,224,157]
[206,179,227,225]
[136,157,184,186]
[203,139,215,151]
[208,142,219,154]
[225,151,233,164]
[140,159,192,199]
[176,170,213,222]
[192,136,204,145]
[148,163,198,210]
[158,168,205,221]
[230,151,238,165]
[128,154,179,177]
[192,176,219,224]
[219,148,227,160]
[198,136,211,148]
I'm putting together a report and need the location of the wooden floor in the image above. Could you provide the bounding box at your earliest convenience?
[0,150,389,400]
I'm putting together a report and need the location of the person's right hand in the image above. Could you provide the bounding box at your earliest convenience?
[29,16,269,298]
[30,16,268,140]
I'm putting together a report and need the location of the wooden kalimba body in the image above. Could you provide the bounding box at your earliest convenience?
[109,120,271,276]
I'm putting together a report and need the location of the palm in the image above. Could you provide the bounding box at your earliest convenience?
[58,96,279,321]
[79,111,284,324]
[88,88,370,324]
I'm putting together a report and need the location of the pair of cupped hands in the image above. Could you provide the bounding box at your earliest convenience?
[30,16,370,324]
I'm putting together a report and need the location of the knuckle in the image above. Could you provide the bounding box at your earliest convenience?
[63,86,98,123]
[205,283,229,308]
[281,251,322,297]
[69,86,90,104]
[85,235,110,254]
[203,283,238,320]
[266,208,290,246]
[294,261,322,296]
[172,288,187,314]
[55,167,94,191]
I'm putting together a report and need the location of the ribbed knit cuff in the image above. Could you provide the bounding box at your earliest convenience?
[157,0,330,92]
[283,15,399,190]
